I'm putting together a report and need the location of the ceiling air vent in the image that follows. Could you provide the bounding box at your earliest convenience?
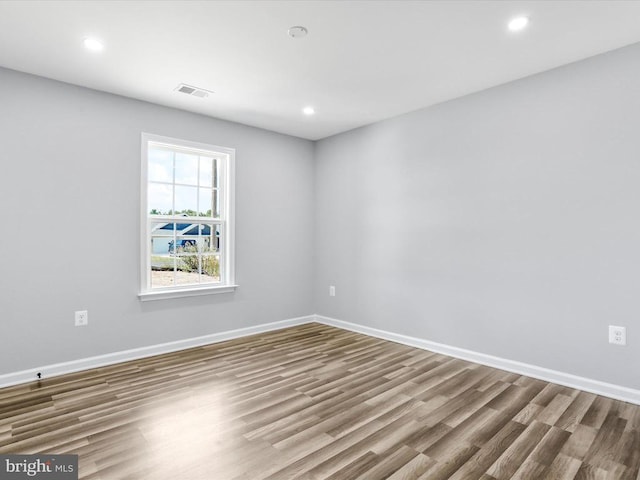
[175,84,213,98]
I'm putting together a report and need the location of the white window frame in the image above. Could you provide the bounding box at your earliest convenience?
[139,133,236,301]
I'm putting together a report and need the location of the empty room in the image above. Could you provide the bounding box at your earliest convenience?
[1,1,639,479]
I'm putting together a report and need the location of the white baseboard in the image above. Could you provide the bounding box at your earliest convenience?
[0,315,314,389]
[4,313,639,406]
[315,315,640,406]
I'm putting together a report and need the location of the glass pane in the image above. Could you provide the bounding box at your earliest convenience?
[199,157,214,187]
[174,152,199,185]
[176,254,199,286]
[148,147,173,183]
[198,188,213,217]
[200,255,220,284]
[174,185,198,216]
[150,222,176,288]
[150,222,175,253]
[199,224,220,253]
[148,183,173,215]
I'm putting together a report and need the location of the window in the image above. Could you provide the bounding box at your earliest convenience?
[139,133,236,300]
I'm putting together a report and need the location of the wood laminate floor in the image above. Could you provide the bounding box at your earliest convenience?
[1,323,639,479]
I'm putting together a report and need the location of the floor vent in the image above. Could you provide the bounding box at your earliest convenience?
[175,84,213,98]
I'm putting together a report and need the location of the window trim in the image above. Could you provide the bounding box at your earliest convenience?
[138,133,236,301]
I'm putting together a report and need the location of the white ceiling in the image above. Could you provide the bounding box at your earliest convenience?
[1,1,640,140]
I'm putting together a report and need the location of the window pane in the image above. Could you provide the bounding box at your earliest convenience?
[148,148,173,183]
[150,222,176,288]
[199,223,220,253]
[200,255,220,284]
[198,188,214,217]
[148,183,173,215]
[176,254,199,286]
[199,157,214,187]
[174,152,199,185]
[150,222,175,253]
[174,185,198,215]
[151,269,178,288]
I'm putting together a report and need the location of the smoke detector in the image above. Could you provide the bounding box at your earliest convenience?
[288,26,308,38]
[175,84,213,98]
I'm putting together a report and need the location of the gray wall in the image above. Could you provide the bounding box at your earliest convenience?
[0,67,315,375]
[2,42,639,391]
[314,43,640,389]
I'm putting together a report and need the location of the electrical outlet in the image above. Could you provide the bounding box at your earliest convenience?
[329,285,336,297]
[609,325,626,346]
[75,310,88,327]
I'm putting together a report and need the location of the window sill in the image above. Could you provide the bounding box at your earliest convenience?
[138,285,238,302]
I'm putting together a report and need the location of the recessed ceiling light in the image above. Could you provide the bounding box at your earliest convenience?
[83,37,104,52]
[508,16,530,32]
[288,26,308,39]
[303,106,315,116]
